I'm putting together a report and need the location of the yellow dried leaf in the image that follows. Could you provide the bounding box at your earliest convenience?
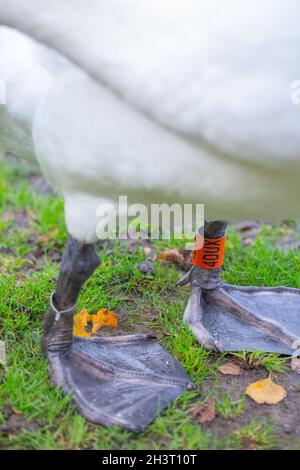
[91,309,118,334]
[73,308,92,338]
[245,376,286,405]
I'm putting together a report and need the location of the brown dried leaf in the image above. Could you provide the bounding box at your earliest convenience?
[158,248,184,264]
[158,248,192,271]
[189,400,216,424]
[162,331,171,337]
[245,376,286,405]
[219,362,242,376]
[291,357,300,374]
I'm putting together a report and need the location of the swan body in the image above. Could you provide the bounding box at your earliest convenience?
[1,1,300,241]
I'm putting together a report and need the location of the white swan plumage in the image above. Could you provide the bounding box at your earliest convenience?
[0,0,300,241]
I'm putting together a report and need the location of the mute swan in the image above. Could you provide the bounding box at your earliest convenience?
[1,0,300,431]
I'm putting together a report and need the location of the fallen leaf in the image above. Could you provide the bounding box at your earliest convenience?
[291,357,300,374]
[189,400,216,424]
[245,376,286,404]
[12,407,21,415]
[158,248,192,271]
[219,362,242,376]
[158,248,185,264]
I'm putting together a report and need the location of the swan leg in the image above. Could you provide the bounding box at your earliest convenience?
[42,236,100,355]
[42,236,194,432]
[180,221,300,355]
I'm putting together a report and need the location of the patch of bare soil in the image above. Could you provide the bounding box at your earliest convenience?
[0,405,43,436]
[2,209,33,229]
[200,366,300,449]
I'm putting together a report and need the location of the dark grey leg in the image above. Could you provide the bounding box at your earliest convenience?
[204,220,228,238]
[41,235,194,432]
[42,236,100,355]
[179,220,300,355]
[54,237,100,310]
[195,220,228,289]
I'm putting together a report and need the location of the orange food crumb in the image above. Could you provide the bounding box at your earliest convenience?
[73,307,118,338]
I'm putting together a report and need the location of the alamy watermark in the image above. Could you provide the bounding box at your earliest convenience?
[95,196,204,250]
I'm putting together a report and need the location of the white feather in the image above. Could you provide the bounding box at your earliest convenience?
[0,1,300,241]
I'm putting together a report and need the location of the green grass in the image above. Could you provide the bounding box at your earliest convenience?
[234,419,276,450]
[215,392,246,420]
[230,351,289,374]
[0,154,299,449]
